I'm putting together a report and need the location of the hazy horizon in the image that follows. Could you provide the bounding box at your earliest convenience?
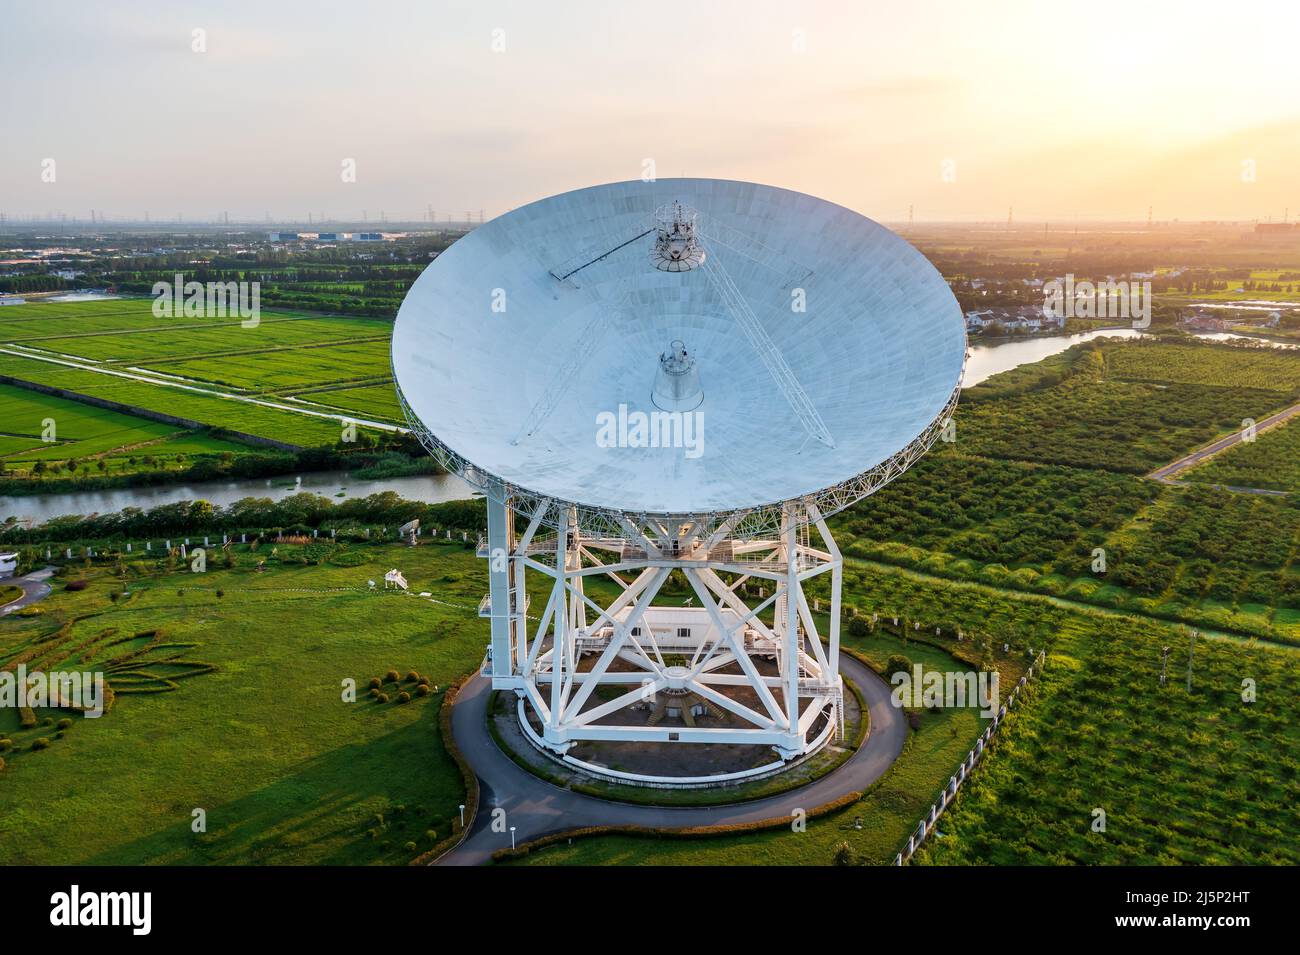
[4,0,1299,223]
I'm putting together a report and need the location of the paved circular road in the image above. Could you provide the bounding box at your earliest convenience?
[0,566,56,617]
[437,651,904,865]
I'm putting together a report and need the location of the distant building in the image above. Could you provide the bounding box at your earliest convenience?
[1180,310,1227,331]
[966,305,1061,332]
[315,232,338,241]
[0,296,26,306]
[355,232,384,242]
[0,552,18,579]
[268,232,301,242]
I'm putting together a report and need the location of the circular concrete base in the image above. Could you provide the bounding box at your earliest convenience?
[489,679,864,798]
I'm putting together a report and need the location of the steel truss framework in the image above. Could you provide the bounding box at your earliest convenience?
[480,493,847,763]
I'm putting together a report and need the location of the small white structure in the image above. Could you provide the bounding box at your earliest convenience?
[0,552,18,579]
[384,569,408,591]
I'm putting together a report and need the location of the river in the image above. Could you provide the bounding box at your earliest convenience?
[962,327,1147,386]
[0,470,475,525]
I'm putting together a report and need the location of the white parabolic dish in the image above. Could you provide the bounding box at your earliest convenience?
[393,178,966,534]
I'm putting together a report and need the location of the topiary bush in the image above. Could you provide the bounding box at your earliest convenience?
[406,670,420,683]
[384,670,400,683]
[415,684,431,697]
[64,580,88,592]
[398,691,412,704]
[57,718,73,730]
[376,693,390,704]
[369,677,382,689]
[0,738,12,752]
[32,737,51,751]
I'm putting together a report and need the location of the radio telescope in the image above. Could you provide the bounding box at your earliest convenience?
[393,178,965,784]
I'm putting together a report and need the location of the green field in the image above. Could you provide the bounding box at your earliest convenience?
[0,539,485,865]
[1181,415,1300,492]
[957,343,1298,475]
[917,614,1300,865]
[0,383,254,474]
[0,299,401,448]
[832,339,1300,643]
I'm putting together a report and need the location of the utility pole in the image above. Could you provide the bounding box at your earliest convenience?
[1186,630,1197,693]
[1160,645,1170,685]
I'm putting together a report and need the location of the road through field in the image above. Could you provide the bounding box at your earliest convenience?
[435,651,905,866]
[1148,398,1300,485]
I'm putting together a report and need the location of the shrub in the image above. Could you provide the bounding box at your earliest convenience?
[907,711,923,731]
[64,580,88,592]
[368,677,382,690]
[424,829,438,841]
[398,691,412,704]
[416,684,431,697]
[376,693,390,704]
[0,738,12,752]
[417,675,430,686]
[833,842,857,866]
[0,756,5,771]
[368,687,380,699]
[32,737,52,751]
[406,670,420,683]
[56,718,73,730]
[404,841,417,852]
[847,616,870,639]
[384,669,400,683]
[885,654,913,681]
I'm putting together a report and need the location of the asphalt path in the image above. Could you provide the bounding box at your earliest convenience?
[436,650,905,865]
[0,565,56,616]
[1149,399,1300,485]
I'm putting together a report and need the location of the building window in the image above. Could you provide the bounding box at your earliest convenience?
[677,627,691,638]
[630,626,641,636]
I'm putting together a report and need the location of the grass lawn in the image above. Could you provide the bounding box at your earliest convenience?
[0,539,488,864]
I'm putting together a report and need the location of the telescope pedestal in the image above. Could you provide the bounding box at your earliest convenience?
[482,494,844,781]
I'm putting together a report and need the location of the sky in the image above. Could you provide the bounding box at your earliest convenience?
[3,0,1299,223]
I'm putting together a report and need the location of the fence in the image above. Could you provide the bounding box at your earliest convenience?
[893,648,1047,866]
[11,524,484,566]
